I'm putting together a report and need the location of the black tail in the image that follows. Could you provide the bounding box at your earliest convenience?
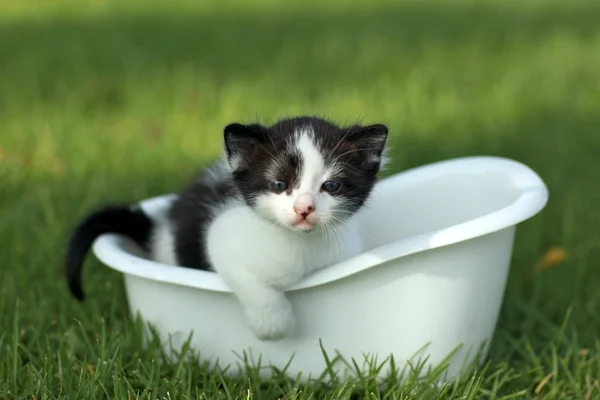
[65,204,153,301]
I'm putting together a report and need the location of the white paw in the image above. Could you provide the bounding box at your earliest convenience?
[244,294,295,341]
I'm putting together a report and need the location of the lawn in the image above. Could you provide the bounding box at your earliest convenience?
[1,0,600,398]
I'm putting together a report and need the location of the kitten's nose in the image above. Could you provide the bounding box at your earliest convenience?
[294,194,315,218]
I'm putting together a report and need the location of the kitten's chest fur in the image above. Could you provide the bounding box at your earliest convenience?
[205,203,362,289]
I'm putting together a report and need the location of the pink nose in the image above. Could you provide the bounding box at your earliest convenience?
[294,194,315,218]
[294,204,314,218]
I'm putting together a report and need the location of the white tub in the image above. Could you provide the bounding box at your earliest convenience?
[92,156,548,382]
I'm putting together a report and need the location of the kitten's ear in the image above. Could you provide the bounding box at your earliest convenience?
[344,124,389,167]
[223,123,268,169]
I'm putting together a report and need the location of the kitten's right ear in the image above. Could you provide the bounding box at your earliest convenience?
[223,123,268,170]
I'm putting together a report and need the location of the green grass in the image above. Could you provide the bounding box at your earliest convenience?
[1,0,600,397]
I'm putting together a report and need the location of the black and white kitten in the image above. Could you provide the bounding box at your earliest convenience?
[66,116,389,340]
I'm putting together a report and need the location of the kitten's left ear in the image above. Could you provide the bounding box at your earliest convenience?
[345,123,389,167]
[223,123,268,170]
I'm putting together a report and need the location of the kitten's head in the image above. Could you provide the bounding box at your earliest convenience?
[223,116,389,232]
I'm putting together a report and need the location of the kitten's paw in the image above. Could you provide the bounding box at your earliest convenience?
[245,295,295,341]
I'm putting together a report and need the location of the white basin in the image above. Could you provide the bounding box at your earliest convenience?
[92,156,549,382]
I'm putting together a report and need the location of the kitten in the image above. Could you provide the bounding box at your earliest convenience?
[66,116,389,340]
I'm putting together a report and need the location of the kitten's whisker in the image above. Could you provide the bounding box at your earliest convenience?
[323,219,342,260]
[323,220,333,254]
[326,222,335,251]
[329,125,355,156]
[329,214,376,243]
[321,218,331,247]
[332,222,343,260]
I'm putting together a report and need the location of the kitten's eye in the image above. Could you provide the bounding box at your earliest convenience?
[322,180,342,193]
[269,180,288,193]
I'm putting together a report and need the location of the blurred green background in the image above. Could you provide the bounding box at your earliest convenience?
[1,0,599,398]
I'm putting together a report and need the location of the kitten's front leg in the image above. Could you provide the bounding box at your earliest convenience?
[220,269,296,341]
[207,212,296,340]
[240,280,296,341]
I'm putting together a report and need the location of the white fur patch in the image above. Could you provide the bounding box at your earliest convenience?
[149,218,178,266]
[295,129,327,193]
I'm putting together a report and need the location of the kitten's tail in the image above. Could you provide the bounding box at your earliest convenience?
[65,204,153,301]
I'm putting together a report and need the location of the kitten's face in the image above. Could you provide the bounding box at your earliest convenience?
[223,116,389,232]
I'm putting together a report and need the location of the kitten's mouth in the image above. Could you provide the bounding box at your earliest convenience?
[293,220,316,232]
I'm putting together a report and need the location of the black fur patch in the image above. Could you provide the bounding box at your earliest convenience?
[316,122,389,213]
[168,167,235,270]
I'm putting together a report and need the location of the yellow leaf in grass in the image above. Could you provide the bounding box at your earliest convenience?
[539,247,567,269]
